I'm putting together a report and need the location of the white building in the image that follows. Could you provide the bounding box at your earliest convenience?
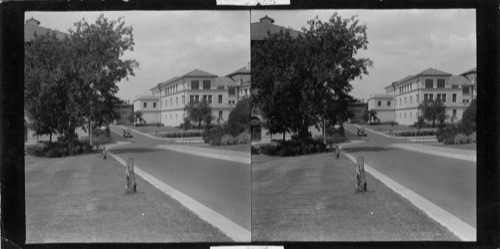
[384,68,475,125]
[367,94,394,123]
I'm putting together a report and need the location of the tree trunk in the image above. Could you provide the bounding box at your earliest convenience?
[355,156,367,193]
[125,157,137,194]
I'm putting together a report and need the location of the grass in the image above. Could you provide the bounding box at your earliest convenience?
[428,142,477,151]
[359,124,413,133]
[251,152,459,241]
[193,143,250,153]
[25,153,231,243]
[125,125,203,134]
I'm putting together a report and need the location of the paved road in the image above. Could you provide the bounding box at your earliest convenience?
[108,126,251,231]
[343,124,476,228]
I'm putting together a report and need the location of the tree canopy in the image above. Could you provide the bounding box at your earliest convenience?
[184,100,213,129]
[252,13,372,141]
[25,15,139,141]
[226,97,251,136]
[460,98,476,134]
[418,99,447,127]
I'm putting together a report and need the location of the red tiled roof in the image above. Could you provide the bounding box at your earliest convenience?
[182,69,217,78]
[460,67,476,76]
[24,23,69,42]
[226,66,250,77]
[214,77,238,88]
[449,75,473,86]
[416,68,452,76]
[251,21,302,41]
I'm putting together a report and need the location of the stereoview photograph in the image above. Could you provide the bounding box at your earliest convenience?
[24,11,251,243]
[250,9,476,241]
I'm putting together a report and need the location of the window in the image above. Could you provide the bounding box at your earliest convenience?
[176,97,178,105]
[219,111,223,120]
[195,95,199,103]
[190,95,194,103]
[453,109,457,118]
[191,80,199,90]
[404,113,406,118]
[182,96,185,104]
[404,97,407,104]
[452,85,459,89]
[218,95,223,103]
[399,98,401,105]
[170,98,172,106]
[410,112,412,118]
[424,94,428,102]
[463,86,470,94]
[410,96,412,104]
[208,95,212,104]
[170,114,172,119]
[218,86,225,90]
[229,100,236,105]
[203,95,207,102]
[176,114,178,120]
[452,94,457,102]
[203,80,211,90]
[387,101,391,107]
[161,101,163,108]
[437,79,445,88]
[228,87,236,95]
[165,99,168,107]
[425,79,433,88]
[377,101,381,107]
[429,94,433,101]
[143,102,147,108]
[153,102,157,108]
[416,94,419,103]
[442,94,446,102]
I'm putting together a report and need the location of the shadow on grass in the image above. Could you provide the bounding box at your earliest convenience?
[343,146,398,153]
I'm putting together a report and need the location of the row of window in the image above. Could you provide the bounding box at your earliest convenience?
[424,79,446,89]
[398,109,457,119]
[377,101,391,107]
[162,111,225,121]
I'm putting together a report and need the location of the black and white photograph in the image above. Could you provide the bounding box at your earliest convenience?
[24,11,251,243]
[250,9,476,241]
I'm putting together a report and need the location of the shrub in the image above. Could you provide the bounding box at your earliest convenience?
[221,135,236,145]
[454,133,469,144]
[259,143,282,156]
[236,131,251,144]
[468,132,476,143]
[436,125,458,144]
[202,126,225,145]
[279,146,297,157]
[26,144,48,157]
[251,146,260,155]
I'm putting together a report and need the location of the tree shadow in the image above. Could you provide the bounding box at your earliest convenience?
[109,147,163,154]
[343,146,398,153]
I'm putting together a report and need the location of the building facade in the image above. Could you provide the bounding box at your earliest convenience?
[136,68,245,127]
[384,68,475,125]
[348,101,368,123]
[227,64,251,100]
[367,94,395,123]
[114,102,134,124]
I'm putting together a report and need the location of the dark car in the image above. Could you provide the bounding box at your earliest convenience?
[123,129,133,138]
[357,127,367,136]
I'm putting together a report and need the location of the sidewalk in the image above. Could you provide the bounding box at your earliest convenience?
[25,153,231,242]
[156,144,251,164]
[390,143,476,162]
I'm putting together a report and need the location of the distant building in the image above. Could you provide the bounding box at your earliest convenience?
[227,63,251,100]
[114,102,134,125]
[348,101,368,123]
[384,67,474,125]
[367,94,394,123]
[24,17,69,42]
[136,66,248,127]
[460,67,476,99]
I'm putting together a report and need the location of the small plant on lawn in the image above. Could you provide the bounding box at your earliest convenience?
[454,133,468,144]
[236,131,251,144]
[251,146,260,155]
[221,134,237,146]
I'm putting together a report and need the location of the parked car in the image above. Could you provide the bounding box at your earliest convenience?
[357,127,367,136]
[123,128,133,138]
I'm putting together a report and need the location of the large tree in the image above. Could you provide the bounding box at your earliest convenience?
[184,99,213,129]
[418,99,447,127]
[252,13,372,141]
[226,97,251,136]
[25,15,139,142]
[460,98,476,135]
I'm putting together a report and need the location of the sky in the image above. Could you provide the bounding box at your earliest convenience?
[27,10,475,102]
[251,9,476,101]
[27,11,250,103]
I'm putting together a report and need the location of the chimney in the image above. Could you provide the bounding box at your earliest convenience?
[26,17,40,26]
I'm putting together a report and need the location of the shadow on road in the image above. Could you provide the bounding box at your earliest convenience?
[109,147,164,154]
[343,146,399,153]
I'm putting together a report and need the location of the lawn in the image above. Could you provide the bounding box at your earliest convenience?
[25,153,230,243]
[251,152,459,241]
[428,142,476,151]
[359,124,413,133]
[125,125,203,135]
[192,143,250,153]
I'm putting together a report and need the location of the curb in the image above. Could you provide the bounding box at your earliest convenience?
[156,145,251,164]
[390,143,476,162]
[341,151,476,241]
[107,152,251,242]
